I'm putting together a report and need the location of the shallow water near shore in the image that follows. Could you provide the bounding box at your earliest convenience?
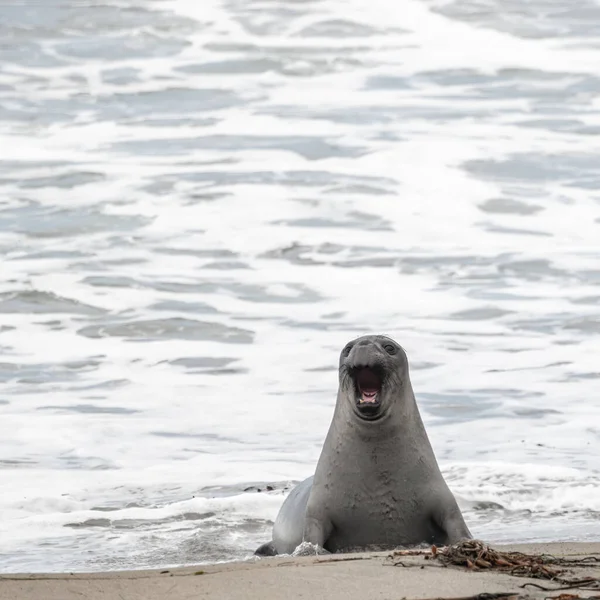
[1,0,600,573]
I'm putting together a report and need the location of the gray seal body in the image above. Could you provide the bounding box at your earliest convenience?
[255,335,471,556]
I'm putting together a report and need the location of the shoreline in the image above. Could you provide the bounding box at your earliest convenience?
[1,542,599,600]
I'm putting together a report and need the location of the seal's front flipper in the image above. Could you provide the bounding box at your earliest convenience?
[254,541,278,556]
[432,500,472,544]
[302,513,333,550]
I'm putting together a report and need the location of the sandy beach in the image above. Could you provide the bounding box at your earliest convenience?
[1,542,599,600]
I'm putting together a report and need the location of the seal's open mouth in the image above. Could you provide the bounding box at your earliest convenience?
[353,367,383,416]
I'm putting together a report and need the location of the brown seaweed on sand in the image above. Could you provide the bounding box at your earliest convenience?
[430,539,600,589]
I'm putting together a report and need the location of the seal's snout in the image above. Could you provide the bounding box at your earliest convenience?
[346,342,383,371]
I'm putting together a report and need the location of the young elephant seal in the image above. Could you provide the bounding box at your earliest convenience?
[255,334,471,556]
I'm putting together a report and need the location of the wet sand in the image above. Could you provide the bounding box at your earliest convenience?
[1,543,599,600]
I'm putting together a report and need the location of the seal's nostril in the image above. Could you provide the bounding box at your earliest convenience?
[349,346,372,367]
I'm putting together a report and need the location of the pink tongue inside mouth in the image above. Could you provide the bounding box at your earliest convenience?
[361,389,378,403]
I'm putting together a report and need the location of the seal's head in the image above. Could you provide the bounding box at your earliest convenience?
[338,334,408,421]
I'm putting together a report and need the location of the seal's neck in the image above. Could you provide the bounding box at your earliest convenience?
[313,379,443,484]
[331,380,433,448]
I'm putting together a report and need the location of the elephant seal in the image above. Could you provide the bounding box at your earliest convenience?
[255,334,471,556]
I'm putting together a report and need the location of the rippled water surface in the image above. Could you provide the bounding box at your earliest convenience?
[1,0,600,573]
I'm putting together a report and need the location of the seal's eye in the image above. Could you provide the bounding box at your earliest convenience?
[342,344,353,357]
[383,343,397,355]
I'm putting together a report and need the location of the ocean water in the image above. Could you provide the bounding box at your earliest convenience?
[1,0,600,574]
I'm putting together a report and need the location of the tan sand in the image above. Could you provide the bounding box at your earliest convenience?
[1,543,599,600]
